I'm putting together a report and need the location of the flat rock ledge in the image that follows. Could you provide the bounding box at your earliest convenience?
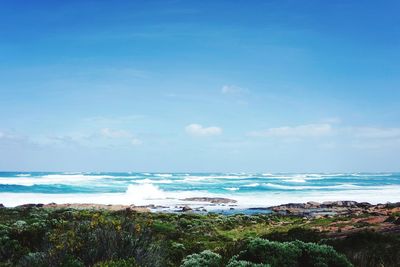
[180,197,237,204]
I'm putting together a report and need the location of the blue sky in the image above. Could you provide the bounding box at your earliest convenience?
[0,0,399,172]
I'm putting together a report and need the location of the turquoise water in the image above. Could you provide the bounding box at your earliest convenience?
[1,172,399,207]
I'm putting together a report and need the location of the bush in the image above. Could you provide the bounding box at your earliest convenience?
[263,227,322,243]
[322,231,400,267]
[93,257,138,267]
[235,238,352,267]
[180,250,222,267]
[227,256,270,267]
[236,238,301,266]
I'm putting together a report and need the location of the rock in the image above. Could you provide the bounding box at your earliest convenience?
[0,204,4,208]
[181,205,192,212]
[330,201,358,207]
[181,197,237,204]
[306,201,321,208]
[394,217,400,225]
[357,202,372,208]
[322,201,334,206]
[321,201,358,208]
[17,203,44,208]
[385,202,400,209]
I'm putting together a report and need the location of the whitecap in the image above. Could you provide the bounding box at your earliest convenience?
[135,179,173,184]
[282,178,307,183]
[16,174,31,177]
[262,183,363,190]
[224,187,240,191]
[125,183,166,200]
[243,183,260,187]
[261,173,273,176]
[0,174,114,186]
[155,174,173,177]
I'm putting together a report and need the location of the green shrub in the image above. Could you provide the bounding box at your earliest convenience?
[235,238,352,267]
[227,256,270,267]
[180,250,222,267]
[237,238,301,266]
[93,257,138,267]
[263,227,322,243]
[323,231,400,267]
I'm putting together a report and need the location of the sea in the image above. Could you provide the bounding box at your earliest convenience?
[1,172,399,210]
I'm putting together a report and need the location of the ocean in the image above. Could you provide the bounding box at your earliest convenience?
[0,172,399,209]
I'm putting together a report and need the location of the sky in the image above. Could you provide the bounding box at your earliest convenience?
[0,0,399,172]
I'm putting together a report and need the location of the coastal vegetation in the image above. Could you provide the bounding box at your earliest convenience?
[1,206,400,266]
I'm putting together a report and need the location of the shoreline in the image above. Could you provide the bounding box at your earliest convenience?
[4,199,400,218]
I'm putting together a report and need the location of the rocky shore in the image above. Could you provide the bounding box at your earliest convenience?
[268,200,400,218]
[4,199,400,219]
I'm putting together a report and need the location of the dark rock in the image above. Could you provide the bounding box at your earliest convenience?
[320,201,359,208]
[181,205,192,212]
[331,201,358,207]
[306,201,321,208]
[385,202,400,209]
[384,216,396,223]
[357,202,372,208]
[322,201,334,206]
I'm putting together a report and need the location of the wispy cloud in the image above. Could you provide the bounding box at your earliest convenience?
[349,127,400,139]
[83,115,145,126]
[100,128,142,145]
[322,117,342,124]
[221,85,246,95]
[185,124,222,137]
[248,124,333,138]
[32,128,143,148]
[100,128,132,139]
[0,130,25,141]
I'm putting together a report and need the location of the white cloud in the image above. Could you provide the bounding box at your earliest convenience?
[185,124,222,137]
[131,138,143,145]
[248,124,333,138]
[83,115,144,126]
[101,128,132,138]
[0,131,20,140]
[322,117,342,124]
[100,128,142,145]
[221,85,245,94]
[350,127,400,139]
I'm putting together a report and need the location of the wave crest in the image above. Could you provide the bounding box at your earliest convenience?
[125,184,166,201]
